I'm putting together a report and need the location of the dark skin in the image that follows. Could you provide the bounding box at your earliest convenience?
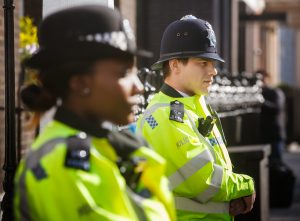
[64,58,143,125]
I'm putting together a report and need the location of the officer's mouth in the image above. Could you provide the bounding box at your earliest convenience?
[203,80,213,85]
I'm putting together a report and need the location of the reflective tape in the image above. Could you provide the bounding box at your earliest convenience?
[175,197,229,214]
[195,164,223,203]
[26,138,66,169]
[138,103,169,130]
[126,187,148,221]
[168,149,213,190]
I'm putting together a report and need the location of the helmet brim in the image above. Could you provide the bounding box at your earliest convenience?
[151,52,225,71]
[26,43,152,69]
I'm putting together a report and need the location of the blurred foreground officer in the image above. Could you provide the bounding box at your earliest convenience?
[137,15,255,221]
[14,5,175,221]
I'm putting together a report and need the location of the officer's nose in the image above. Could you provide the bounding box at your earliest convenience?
[208,61,217,76]
[132,74,144,95]
[212,67,218,76]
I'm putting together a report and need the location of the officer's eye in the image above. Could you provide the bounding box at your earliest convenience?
[199,60,216,68]
[196,60,208,66]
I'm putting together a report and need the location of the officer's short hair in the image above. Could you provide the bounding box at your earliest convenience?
[162,58,189,79]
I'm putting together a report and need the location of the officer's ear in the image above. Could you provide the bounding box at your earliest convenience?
[169,59,180,75]
[69,74,92,96]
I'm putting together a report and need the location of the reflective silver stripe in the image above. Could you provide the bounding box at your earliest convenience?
[195,164,224,203]
[18,137,67,221]
[175,197,229,214]
[26,138,66,169]
[168,149,213,190]
[138,103,169,130]
[126,187,148,221]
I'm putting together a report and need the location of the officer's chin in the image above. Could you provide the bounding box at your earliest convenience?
[196,89,209,96]
[203,86,213,95]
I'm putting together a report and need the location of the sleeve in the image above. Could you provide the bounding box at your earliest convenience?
[132,147,176,221]
[138,108,255,203]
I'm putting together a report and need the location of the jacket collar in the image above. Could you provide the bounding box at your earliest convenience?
[160,83,183,98]
[54,106,108,138]
[159,83,202,111]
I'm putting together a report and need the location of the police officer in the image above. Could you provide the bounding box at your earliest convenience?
[137,15,255,220]
[14,5,176,221]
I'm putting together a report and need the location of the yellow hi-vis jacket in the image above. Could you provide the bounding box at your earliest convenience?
[14,107,176,221]
[137,84,255,221]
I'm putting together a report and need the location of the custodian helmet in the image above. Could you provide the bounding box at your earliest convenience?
[151,15,224,70]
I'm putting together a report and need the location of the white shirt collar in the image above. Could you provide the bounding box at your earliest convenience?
[177,90,190,97]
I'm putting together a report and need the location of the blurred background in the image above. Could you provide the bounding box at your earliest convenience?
[0,0,300,220]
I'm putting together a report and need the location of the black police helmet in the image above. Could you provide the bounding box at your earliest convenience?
[151,15,225,70]
[26,5,149,69]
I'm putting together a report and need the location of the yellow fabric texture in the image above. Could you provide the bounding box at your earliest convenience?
[14,120,176,221]
[137,91,255,221]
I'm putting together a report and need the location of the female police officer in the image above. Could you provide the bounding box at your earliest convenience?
[14,5,175,221]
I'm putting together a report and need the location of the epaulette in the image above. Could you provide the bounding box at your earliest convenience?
[65,133,91,171]
[169,100,184,123]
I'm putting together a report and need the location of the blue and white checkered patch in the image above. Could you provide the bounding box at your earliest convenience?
[209,137,224,146]
[146,115,158,129]
[209,138,218,146]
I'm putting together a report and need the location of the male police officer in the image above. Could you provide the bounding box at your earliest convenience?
[137,15,255,220]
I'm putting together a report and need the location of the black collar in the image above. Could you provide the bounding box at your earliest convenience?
[54,106,108,138]
[160,83,184,98]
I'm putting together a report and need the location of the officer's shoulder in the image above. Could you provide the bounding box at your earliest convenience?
[107,130,147,159]
[64,133,91,171]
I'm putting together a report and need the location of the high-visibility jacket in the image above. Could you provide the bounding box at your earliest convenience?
[137,84,255,221]
[14,107,176,221]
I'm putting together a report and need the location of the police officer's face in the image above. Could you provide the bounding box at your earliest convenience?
[74,59,143,125]
[177,58,217,95]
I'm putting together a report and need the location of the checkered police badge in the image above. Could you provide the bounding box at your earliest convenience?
[146,115,158,129]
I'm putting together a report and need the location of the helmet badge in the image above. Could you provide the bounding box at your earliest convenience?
[205,21,216,48]
[180,14,197,20]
